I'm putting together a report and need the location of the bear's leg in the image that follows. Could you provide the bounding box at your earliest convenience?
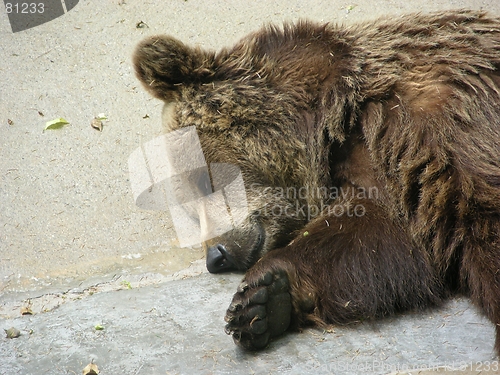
[461,228,500,356]
[224,198,444,350]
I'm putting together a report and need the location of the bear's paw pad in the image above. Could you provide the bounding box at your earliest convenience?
[224,270,291,350]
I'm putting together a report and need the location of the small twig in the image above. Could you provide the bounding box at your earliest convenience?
[34,49,53,60]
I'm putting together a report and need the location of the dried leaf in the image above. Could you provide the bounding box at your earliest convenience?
[82,363,99,375]
[20,306,33,315]
[91,118,103,131]
[91,114,108,131]
[20,300,33,315]
[5,327,20,339]
[44,118,69,131]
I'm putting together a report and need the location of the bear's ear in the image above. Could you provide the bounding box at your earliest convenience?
[133,35,215,102]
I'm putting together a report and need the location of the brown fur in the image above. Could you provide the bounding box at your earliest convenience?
[134,10,500,354]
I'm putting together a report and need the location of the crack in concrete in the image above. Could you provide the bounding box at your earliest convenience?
[0,260,206,318]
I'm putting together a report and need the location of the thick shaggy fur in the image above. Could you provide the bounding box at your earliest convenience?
[134,10,500,353]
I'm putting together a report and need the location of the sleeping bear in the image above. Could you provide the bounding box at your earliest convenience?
[133,10,500,353]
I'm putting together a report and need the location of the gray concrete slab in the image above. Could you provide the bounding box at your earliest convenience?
[0,271,497,375]
[1,1,500,374]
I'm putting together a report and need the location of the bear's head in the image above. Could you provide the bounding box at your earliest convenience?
[133,24,360,273]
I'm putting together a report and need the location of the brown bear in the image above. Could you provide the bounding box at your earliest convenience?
[133,10,500,354]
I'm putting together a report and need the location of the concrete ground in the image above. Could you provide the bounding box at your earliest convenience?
[1,0,500,374]
[0,270,497,375]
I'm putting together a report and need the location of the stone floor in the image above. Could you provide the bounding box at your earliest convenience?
[1,268,498,375]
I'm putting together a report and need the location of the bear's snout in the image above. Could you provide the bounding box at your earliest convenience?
[206,244,236,273]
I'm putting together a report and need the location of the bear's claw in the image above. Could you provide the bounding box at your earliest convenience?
[224,270,292,350]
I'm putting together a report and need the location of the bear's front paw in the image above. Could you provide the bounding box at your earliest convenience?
[224,270,292,350]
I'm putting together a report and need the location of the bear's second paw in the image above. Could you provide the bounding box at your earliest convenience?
[224,270,292,350]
